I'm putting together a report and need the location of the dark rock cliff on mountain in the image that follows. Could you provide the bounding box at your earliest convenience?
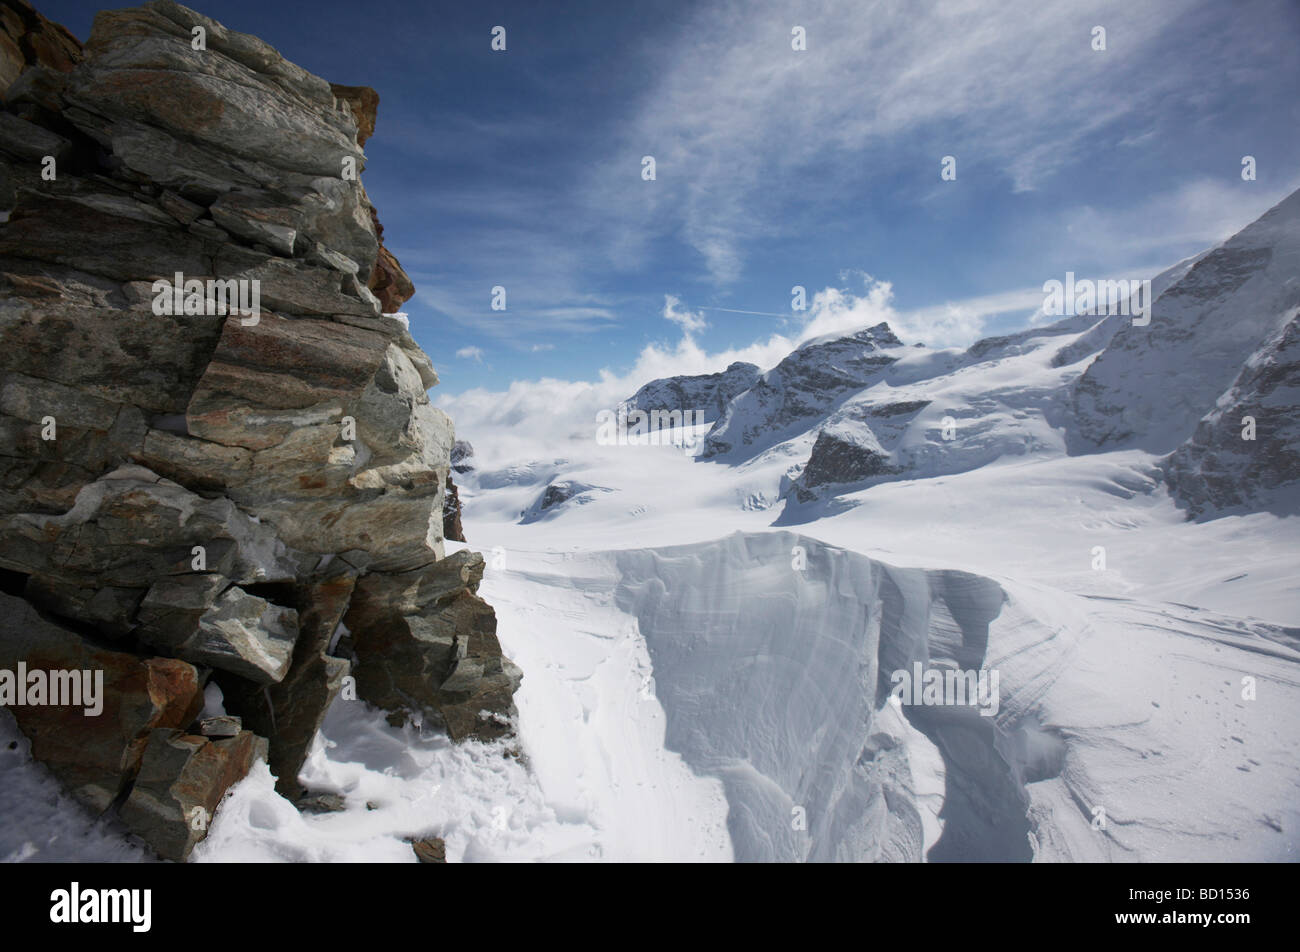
[622,360,760,424]
[701,322,902,461]
[0,0,518,860]
[1164,313,1300,518]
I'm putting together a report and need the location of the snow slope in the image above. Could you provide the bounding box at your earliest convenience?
[1070,188,1300,454]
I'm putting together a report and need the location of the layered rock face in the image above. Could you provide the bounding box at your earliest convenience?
[0,1,518,860]
[0,0,82,89]
[1164,314,1300,518]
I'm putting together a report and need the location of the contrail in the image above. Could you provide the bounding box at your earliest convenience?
[698,306,793,318]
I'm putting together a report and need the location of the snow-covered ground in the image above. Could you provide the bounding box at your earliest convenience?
[454,438,1299,862]
[7,432,1294,862]
[6,194,1298,864]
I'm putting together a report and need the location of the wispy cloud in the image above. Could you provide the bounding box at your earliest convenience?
[581,0,1288,281]
[662,294,708,335]
[381,0,1296,371]
[1048,175,1300,269]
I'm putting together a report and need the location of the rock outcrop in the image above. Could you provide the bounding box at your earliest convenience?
[701,323,902,461]
[1068,188,1300,455]
[443,472,465,542]
[520,480,611,523]
[787,422,900,504]
[1164,313,1300,518]
[0,0,518,861]
[783,400,929,505]
[450,438,475,473]
[622,360,761,424]
[0,0,82,91]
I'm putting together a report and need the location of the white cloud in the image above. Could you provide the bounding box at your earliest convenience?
[456,346,485,362]
[1051,176,1300,271]
[392,0,1295,356]
[894,286,1046,341]
[437,273,1019,466]
[579,0,1283,282]
[662,294,708,335]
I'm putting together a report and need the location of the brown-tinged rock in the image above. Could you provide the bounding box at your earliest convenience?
[0,591,203,812]
[411,836,446,863]
[220,565,354,800]
[117,726,266,861]
[0,0,82,96]
[329,83,378,147]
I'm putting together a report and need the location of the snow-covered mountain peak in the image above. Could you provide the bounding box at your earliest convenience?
[1069,186,1300,455]
[698,321,905,461]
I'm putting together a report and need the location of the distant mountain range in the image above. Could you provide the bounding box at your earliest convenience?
[623,188,1300,522]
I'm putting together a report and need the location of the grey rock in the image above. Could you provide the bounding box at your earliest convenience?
[450,439,475,473]
[702,323,902,461]
[117,727,267,862]
[297,792,346,814]
[199,715,242,737]
[623,360,761,424]
[1164,314,1300,518]
[0,110,70,162]
[0,0,518,861]
[345,551,520,741]
[186,585,299,684]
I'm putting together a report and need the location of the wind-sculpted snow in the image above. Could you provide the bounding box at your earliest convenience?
[579,532,1300,861]
[37,527,1285,863]
[610,532,1050,861]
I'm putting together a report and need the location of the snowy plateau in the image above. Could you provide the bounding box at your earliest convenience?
[5,189,1299,865]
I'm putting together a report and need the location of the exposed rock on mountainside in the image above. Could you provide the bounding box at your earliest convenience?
[443,472,466,541]
[0,0,82,90]
[520,479,611,523]
[450,438,475,473]
[781,400,931,505]
[701,322,902,460]
[623,360,760,424]
[1069,189,1300,455]
[1164,314,1300,518]
[0,0,517,861]
[786,419,903,504]
[608,191,1300,522]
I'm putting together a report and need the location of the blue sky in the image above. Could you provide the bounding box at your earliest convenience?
[43,0,1300,396]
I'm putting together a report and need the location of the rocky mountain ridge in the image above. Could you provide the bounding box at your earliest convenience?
[623,189,1300,521]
